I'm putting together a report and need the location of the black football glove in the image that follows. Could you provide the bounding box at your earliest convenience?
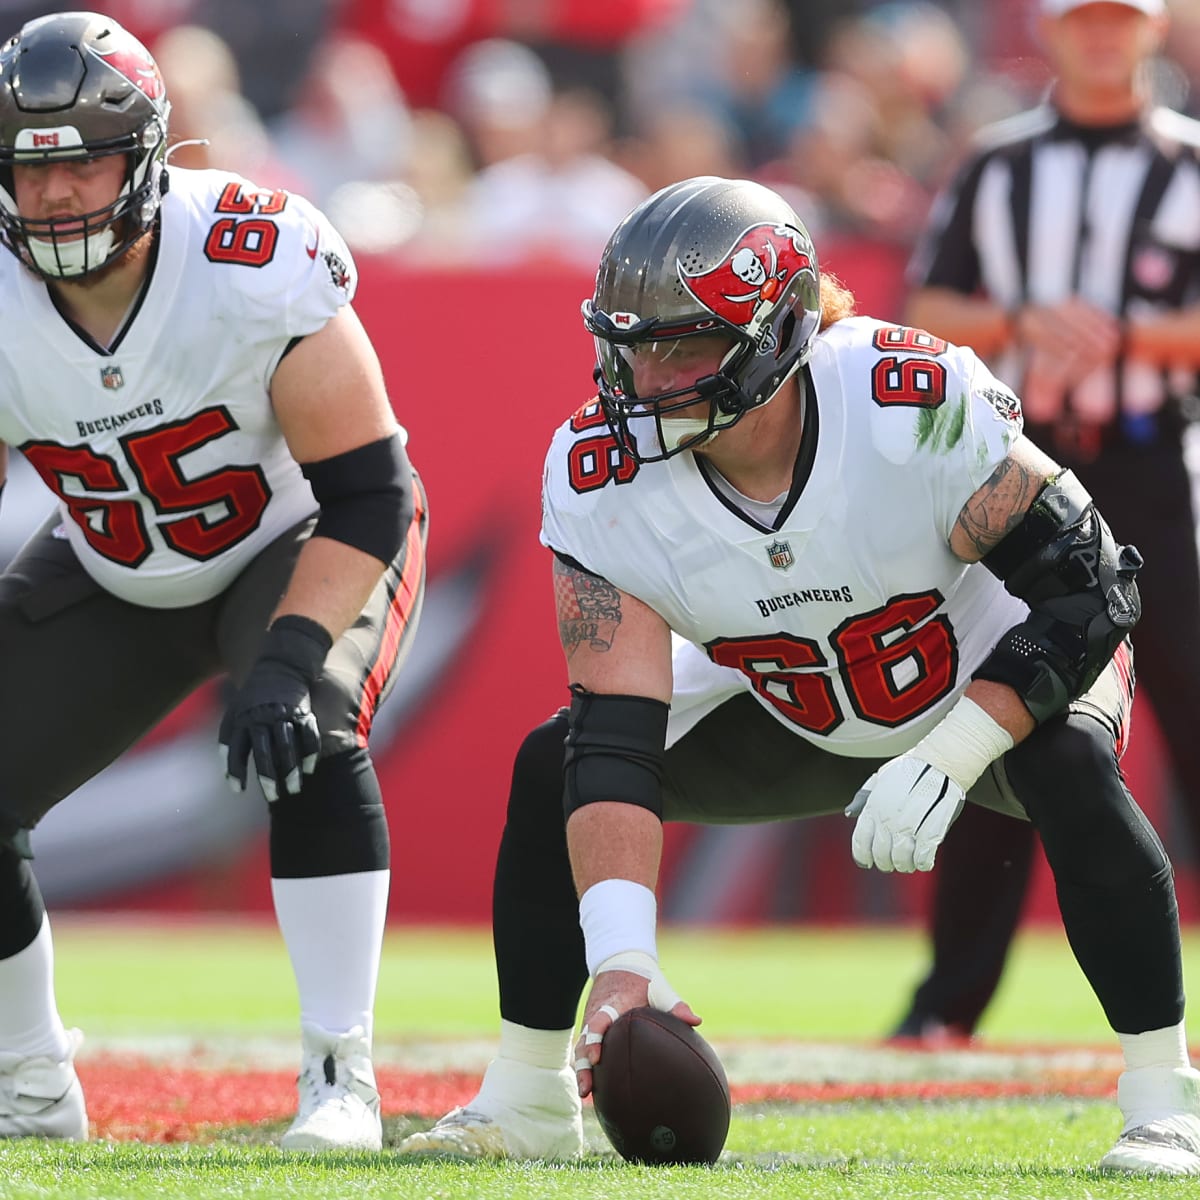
[219,615,333,802]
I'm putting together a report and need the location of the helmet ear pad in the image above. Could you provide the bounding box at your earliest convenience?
[712,308,802,416]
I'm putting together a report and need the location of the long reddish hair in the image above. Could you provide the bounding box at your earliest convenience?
[818,272,857,330]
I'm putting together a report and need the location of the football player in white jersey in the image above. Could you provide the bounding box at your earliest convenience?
[0,14,427,1150]
[400,176,1200,1175]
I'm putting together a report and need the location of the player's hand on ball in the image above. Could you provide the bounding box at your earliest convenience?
[845,754,966,873]
[574,958,698,1099]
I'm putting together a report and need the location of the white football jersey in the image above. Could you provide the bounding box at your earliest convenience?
[0,167,358,607]
[541,316,1031,759]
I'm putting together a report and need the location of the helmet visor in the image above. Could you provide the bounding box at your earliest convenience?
[586,311,740,406]
[592,338,751,460]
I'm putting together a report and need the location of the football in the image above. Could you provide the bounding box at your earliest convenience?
[590,1006,731,1165]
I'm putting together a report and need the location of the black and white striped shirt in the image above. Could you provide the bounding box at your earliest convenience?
[909,103,1200,446]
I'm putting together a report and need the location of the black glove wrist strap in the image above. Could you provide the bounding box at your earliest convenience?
[260,614,334,684]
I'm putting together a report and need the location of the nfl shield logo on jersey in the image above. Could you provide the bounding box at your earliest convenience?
[99,365,124,391]
[766,538,794,570]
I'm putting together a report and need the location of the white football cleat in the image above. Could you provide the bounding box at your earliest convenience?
[1099,1065,1200,1175]
[281,1022,382,1151]
[398,1058,582,1160]
[0,1028,88,1140]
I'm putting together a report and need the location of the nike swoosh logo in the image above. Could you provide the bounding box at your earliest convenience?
[306,234,319,259]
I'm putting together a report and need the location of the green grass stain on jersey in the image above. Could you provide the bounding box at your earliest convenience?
[915,393,968,453]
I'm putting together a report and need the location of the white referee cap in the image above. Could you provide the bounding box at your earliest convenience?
[1042,0,1165,14]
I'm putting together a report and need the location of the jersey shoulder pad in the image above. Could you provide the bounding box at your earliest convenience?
[541,398,644,563]
[816,312,970,398]
[544,398,641,505]
[174,167,356,338]
[820,316,1019,468]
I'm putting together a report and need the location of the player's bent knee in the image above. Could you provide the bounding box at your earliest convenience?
[506,710,571,825]
[1010,713,1168,881]
[1008,715,1117,824]
[268,747,389,878]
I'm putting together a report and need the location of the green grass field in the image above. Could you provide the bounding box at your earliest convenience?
[2,918,1198,1200]
[50,918,1140,1041]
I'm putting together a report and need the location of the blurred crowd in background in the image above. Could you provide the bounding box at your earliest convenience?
[3,0,1199,274]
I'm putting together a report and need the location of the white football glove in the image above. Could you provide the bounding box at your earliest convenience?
[845,755,966,873]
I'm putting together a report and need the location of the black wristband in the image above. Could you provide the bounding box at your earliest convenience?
[260,614,334,684]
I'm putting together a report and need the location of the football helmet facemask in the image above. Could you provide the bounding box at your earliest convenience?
[583,176,821,463]
[0,11,171,280]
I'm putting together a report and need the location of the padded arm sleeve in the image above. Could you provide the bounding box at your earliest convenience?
[563,685,669,820]
[301,432,414,564]
[973,471,1143,722]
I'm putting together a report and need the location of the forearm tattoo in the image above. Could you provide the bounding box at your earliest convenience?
[956,455,1047,558]
[554,556,622,653]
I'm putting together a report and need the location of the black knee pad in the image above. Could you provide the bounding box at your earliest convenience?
[0,846,45,959]
[1006,712,1168,885]
[269,747,390,878]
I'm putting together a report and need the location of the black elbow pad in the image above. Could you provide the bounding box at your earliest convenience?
[301,432,414,563]
[974,471,1142,722]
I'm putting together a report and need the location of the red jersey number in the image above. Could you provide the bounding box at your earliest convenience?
[708,633,842,735]
[204,217,279,268]
[22,407,271,567]
[21,440,152,567]
[214,182,289,216]
[566,401,639,493]
[706,590,957,734]
[204,182,288,267]
[870,325,948,409]
[832,592,957,727]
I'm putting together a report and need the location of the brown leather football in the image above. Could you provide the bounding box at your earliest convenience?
[590,1007,731,1164]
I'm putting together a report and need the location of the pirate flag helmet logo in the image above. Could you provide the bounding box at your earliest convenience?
[89,38,166,102]
[679,223,815,352]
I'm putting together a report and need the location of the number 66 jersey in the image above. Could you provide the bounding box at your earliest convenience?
[0,167,356,608]
[541,316,1031,760]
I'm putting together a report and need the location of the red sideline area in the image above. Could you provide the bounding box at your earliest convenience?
[78,1055,1119,1143]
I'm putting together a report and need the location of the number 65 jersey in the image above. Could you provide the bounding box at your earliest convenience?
[541,316,1031,760]
[0,167,357,608]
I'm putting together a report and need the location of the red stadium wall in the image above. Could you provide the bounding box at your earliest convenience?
[69,246,1196,925]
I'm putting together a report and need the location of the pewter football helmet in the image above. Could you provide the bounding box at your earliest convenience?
[583,176,820,462]
[0,11,171,279]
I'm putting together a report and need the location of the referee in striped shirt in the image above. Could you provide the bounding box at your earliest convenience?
[896,0,1200,1043]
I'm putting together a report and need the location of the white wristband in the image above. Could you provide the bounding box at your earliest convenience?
[579,879,657,977]
[595,950,682,1012]
[911,695,1014,792]
[594,950,657,979]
